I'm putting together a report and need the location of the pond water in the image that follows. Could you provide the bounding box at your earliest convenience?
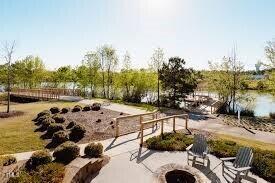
[196,90,275,117]
[241,91,275,117]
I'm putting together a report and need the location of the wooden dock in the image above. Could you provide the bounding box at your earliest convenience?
[11,88,81,101]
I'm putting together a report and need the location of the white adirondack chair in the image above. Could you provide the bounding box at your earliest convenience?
[221,147,256,183]
[186,134,209,167]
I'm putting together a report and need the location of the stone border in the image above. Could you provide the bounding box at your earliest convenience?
[63,156,110,183]
[153,163,210,183]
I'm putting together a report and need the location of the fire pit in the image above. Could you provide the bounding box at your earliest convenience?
[154,164,210,183]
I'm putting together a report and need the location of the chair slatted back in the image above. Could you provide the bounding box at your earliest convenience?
[192,134,207,155]
[233,147,253,168]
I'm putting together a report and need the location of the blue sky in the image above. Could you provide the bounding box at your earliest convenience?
[1,0,274,70]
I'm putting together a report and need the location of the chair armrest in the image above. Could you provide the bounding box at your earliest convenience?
[186,144,193,151]
[226,166,251,172]
[235,166,251,172]
[220,157,236,161]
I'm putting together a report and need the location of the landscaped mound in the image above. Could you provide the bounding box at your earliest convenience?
[145,132,275,182]
[8,163,65,183]
[84,142,103,158]
[0,155,17,166]
[53,141,80,163]
[145,132,193,151]
[26,150,52,170]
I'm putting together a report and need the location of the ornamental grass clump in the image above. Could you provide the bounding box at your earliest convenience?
[91,103,101,111]
[72,105,82,112]
[66,121,76,129]
[83,105,91,111]
[47,124,65,137]
[50,107,60,114]
[84,142,103,158]
[52,131,69,144]
[26,150,52,170]
[0,155,17,166]
[61,107,70,114]
[69,124,86,141]
[34,110,51,122]
[41,117,55,130]
[53,141,80,163]
[52,114,66,123]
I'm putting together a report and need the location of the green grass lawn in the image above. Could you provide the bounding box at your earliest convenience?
[0,101,76,155]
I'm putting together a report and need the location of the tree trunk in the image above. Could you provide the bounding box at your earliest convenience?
[157,69,160,108]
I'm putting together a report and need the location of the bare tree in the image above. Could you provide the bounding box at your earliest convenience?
[2,41,16,113]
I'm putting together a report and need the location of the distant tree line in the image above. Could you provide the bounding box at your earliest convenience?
[0,44,199,108]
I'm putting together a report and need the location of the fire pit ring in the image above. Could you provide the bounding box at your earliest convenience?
[154,164,210,183]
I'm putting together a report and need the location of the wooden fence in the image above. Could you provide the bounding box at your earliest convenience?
[11,88,81,100]
[139,114,189,145]
[113,112,158,138]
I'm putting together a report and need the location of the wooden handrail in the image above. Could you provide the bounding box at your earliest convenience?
[114,111,158,138]
[140,114,189,146]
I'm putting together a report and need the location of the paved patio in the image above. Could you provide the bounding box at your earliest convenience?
[88,125,267,183]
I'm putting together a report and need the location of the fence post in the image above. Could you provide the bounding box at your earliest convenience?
[173,116,176,132]
[161,120,164,135]
[140,123,144,146]
[185,115,188,129]
[115,118,119,138]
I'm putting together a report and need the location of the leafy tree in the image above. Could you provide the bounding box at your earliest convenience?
[159,57,198,108]
[264,39,275,68]
[149,48,165,107]
[55,66,72,88]
[208,50,244,112]
[82,51,100,98]
[12,56,46,88]
[97,45,118,99]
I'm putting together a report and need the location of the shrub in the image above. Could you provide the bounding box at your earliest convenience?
[53,141,80,163]
[83,105,91,111]
[269,112,275,120]
[37,110,51,118]
[47,124,65,137]
[52,131,69,144]
[251,149,275,182]
[52,114,66,123]
[208,140,239,158]
[50,107,60,114]
[41,117,55,129]
[69,124,86,141]
[240,109,255,117]
[72,105,82,112]
[61,107,70,114]
[84,142,103,158]
[0,155,17,166]
[36,115,51,125]
[8,163,65,183]
[91,103,101,111]
[35,110,51,121]
[66,121,76,129]
[145,133,193,151]
[26,150,52,170]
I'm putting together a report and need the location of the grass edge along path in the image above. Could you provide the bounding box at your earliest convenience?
[0,101,77,155]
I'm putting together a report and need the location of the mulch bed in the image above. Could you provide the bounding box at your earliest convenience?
[0,111,25,118]
[39,108,153,146]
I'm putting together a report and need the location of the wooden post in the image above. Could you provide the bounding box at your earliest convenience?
[161,119,164,135]
[140,123,144,146]
[115,119,119,138]
[185,116,188,129]
[173,116,176,132]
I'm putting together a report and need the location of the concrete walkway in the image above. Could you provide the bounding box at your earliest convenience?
[89,127,267,183]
